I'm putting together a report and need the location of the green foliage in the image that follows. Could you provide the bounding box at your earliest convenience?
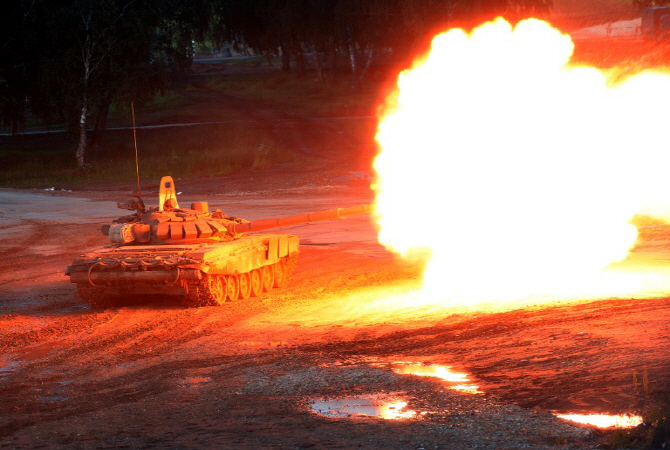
[0,0,215,167]
[607,404,670,449]
[205,72,376,115]
[1,0,554,171]
[604,374,670,450]
[642,404,670,448]
[211,0,554,86]
[0,124,295,187]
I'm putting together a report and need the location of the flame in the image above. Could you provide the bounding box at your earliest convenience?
[556,413,643,428]
[373,18,670,307]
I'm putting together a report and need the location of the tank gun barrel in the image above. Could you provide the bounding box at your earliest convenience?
[230,204,371,234]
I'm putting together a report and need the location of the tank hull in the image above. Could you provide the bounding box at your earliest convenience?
[67,234,299,307]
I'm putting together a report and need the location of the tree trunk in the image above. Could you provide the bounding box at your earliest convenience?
[90,94,111,155]
[280,43,291,71]
[327,45,338,84]
[295,44,306,78]
[346,27,358,89]
[76,94,88,170]
[357,47,374,87]
[314,50,324,82]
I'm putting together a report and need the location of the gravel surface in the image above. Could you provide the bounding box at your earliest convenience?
[1,174,668,448]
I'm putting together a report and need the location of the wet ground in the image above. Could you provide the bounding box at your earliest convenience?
[1,170,669,449]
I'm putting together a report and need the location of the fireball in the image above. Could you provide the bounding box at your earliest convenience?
[373,18,670,306]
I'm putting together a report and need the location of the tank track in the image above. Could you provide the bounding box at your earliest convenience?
[184,274,226,307]
[183,255,298,307]
[77,284,117,309]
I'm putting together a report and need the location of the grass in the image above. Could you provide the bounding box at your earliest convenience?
[0,65,383,187]
[603,368,670,449]
[0,123,296,187]
[205,71,381,116]
[607,403,669,448]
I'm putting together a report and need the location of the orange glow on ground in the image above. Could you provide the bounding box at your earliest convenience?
[373,17,670,308]
[556,413,643,428]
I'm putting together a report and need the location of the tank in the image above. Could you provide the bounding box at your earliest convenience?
[66,176,371,308]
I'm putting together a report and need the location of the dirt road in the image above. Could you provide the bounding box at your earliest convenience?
[1,174,669,449]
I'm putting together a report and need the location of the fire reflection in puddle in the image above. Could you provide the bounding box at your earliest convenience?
[178,367,215,390]
[375,361,482,394]
[237,341,288,348]
[555,413,643,428]
[311,394,419,419]
[187,376,211,386]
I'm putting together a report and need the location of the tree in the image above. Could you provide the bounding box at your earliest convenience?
[209,0,553,87]
[0,0,213,170]
[0,0,557,168]
[0,1,40,133]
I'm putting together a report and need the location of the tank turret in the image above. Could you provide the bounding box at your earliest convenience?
[103,176,369,245]
[66,176,371,308]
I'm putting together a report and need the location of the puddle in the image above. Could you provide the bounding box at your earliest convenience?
[42,395,69,403]
[237,341,288,348]
[311,393,419,419]
[178,367,217,389]
[321,359,643,428]
[372,361,482,394]
[186,376,211,386]
[555,413,644,428]
[0,361,19,378]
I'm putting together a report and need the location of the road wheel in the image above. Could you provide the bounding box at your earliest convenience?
[227,275,240,302]
[208,275,227,305]
[239,273,252,300]
[273,259,287,289]
[250,269,262,297]
[260,265,274,292]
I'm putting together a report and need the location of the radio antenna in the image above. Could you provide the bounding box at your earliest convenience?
[131,101,141,198]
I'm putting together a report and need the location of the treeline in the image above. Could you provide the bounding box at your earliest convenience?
[0,0,551,169]
[214,0,552,85]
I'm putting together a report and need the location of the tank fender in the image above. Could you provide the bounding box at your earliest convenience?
[69,268,201,285]
[268,235,299,260]
[181,264,210,273]
[181,235,299,276]
[225,240,273,274]
[278,236,288,258]
[288,235,299,255]
[268,237,278,262]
